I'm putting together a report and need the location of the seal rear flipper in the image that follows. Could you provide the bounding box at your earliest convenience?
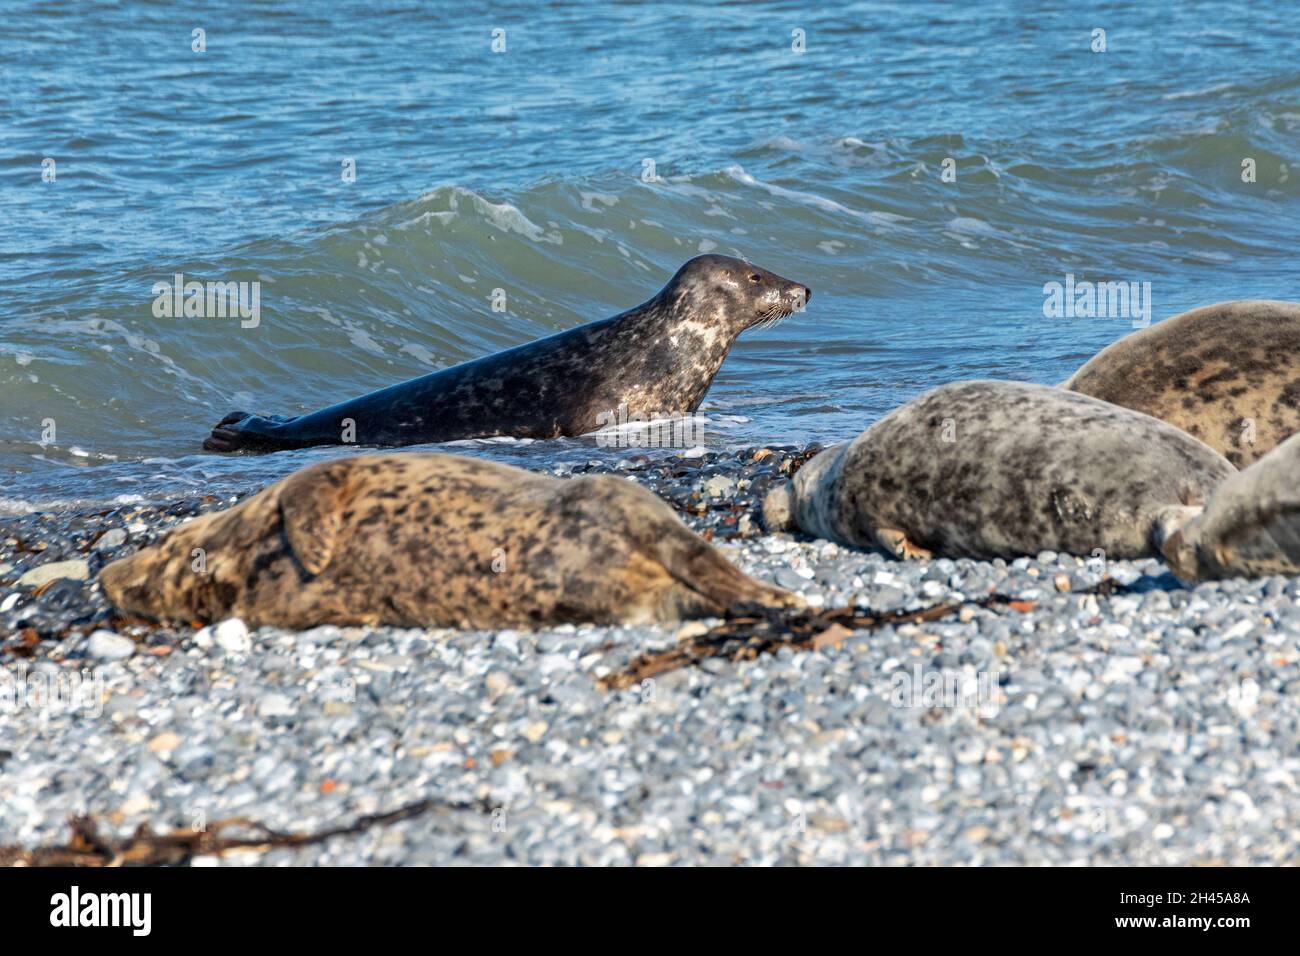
[278,460,360,575]
[203,411,300,453]
[654,533,802,619]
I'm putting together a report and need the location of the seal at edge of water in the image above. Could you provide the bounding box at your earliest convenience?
[203,254,810,453]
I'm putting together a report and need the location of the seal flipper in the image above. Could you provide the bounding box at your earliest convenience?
[203,411,299,453]
[278,460,358,575]
[875,527,933,561]
[657,535,803,618]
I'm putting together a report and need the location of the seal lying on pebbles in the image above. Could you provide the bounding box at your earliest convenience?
[203,254,811,453]
[1064,300,1300,467]
[1162,432,1300,581]
[100,453,798,629]
[762,380,1235,561]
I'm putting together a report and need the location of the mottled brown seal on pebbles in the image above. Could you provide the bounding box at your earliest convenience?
[762,380,1236,561]
[100,453,798,629]
[1064,300,1300,467]
[204,254,810,453]
[1162,432,1300,581]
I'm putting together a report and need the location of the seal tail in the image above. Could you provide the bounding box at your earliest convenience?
[655,533,803,620]
[203,411,301,453]
[203,411,258,452]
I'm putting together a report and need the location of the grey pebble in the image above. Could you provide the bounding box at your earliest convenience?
[96,528,128,550]
[86,630,135,661]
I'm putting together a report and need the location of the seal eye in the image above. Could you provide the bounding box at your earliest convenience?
[748,273,762,283]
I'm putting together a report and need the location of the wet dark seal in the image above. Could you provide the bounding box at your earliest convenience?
[762,380,1236,561]
[1064,300,1300,467]
[100,452,800,629]
[203,254,810,453]
[1163,431,1300,581]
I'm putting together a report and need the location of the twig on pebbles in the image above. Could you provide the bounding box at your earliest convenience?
[599,578,1125,690]
[0,796,497,867]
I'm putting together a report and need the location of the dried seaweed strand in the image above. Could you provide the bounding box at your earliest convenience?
[601,577,1123,690]
[0,796,495,868]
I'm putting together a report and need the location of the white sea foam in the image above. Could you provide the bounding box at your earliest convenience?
[724,165,906,226]
[399,187,564,244]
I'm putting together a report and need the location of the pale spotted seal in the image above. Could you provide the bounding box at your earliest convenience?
[1064,300,1300,467]
[203,254,810,453]
[100,453,798,629]
[1162,431,1300,581]
[762,380,1236,560]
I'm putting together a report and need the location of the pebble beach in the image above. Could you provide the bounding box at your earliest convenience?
[3,447,1298,866]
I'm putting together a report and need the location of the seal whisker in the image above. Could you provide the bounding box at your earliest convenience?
[752,304,794,332]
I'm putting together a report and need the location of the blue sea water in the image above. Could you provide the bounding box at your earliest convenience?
[1,0,1297,509]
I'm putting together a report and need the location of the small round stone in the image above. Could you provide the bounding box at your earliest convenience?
[86,630,135,661]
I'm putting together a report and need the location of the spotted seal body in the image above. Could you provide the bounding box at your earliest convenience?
[203,255,810,453]
[1064,300,1300,467]
[1162,432,1300,581]
[100,453,797,629]
[762,380,1236,561]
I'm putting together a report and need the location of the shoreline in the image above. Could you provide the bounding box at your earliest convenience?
[3,448,1300,864]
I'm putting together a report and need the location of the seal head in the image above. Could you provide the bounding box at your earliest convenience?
[663,254,812,335]
[762,442,848,538]
[1161,431,1300,581]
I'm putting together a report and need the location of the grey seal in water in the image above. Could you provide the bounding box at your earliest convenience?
[203,254,810,453]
